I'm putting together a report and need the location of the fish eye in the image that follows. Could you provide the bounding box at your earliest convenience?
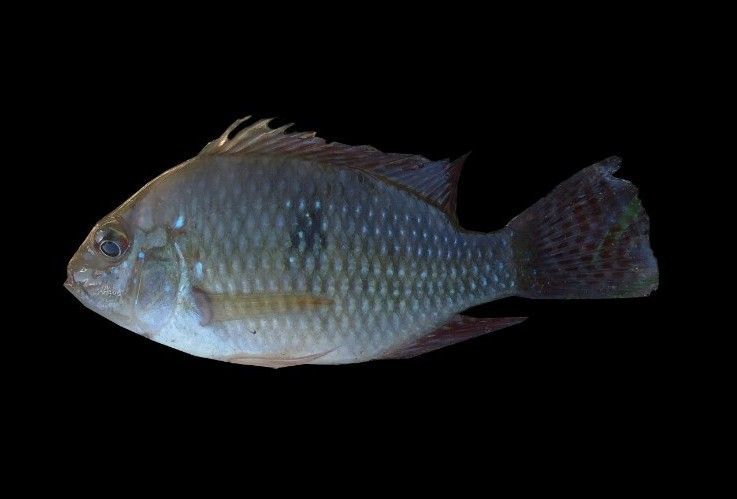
[100,240,122,258]
[95,225,129,259]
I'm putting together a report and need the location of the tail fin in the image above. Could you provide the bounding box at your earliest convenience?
[508,157,658,299]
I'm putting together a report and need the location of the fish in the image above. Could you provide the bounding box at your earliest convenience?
[65,116,659,367]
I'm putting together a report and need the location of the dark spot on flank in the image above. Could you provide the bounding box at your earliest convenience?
[287,203,326,270]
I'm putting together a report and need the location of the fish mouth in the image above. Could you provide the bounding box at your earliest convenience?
[64,270,83,295]
[64,271,92,299]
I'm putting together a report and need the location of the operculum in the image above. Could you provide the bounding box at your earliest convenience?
[133,244,180,335]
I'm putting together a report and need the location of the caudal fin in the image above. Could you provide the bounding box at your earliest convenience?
[508,157,658,299]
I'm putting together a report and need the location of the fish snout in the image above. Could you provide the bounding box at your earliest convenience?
[65,259,91,293]
[64,270,74,291]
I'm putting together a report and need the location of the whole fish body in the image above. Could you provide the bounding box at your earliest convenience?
[66,117,658,367]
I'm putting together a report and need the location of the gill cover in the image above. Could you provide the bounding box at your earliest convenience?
[133,245,179,334]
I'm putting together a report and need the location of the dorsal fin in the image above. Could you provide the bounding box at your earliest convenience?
[198,116,468,217]
[381,153,469,218]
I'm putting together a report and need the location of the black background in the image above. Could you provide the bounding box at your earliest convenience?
[31,30,683,456]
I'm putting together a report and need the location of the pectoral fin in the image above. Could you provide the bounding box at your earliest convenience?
[192,287,333,326]
[381,315,527,359]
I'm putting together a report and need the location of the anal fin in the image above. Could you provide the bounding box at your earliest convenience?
[381,315,527,359]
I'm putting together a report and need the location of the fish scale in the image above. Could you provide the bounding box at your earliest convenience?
[66,117,658,367]
[162,156,510,363]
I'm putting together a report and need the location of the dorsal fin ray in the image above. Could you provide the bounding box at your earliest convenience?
[198,116,468,217]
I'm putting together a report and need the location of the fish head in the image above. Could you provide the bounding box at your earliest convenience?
[65,215,139,329]
[66,209,181,336]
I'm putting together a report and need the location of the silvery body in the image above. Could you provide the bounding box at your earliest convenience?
[66,118,658,367]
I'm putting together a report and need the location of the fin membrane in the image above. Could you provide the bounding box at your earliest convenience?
[507,157,658,299]
[381,315,527,359]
